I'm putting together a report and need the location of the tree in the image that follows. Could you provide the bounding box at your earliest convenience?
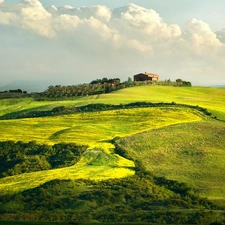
[52,106,65,113]
[127,77,132,83]
[176,78,183,84]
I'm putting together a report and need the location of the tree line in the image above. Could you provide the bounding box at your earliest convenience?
[1,101,213,121]
[37,77,192,100]
[0,89,25,93]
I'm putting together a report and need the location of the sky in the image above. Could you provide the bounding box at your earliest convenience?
[1,0,225,89]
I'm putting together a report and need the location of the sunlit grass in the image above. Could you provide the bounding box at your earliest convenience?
[0,161,135,195]
[0,108,202,145]
[101,86,225,120]
[0,107,202,194]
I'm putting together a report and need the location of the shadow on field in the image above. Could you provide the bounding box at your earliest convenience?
[0,106,52,120]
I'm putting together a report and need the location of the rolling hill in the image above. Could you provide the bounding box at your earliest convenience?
[0,85,225,224]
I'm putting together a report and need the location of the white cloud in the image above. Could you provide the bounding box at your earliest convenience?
[50,5,57,11]
[83,16,112,40]
[90,5,112,22]
[0,1,225,85]
[64,5,74,10]
[0,0,4,4]
[184,18,222,54]
[53,14,79,32]
[0,11,17,25]
[0,0,55,37]
[20,2,55,38]
[113,4,182,40]
[47,4,111,22]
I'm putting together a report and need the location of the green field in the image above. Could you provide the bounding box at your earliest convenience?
[1,86,225,119]
[0,106,203,194]
[115,120,225,202]
[1,85,225,223]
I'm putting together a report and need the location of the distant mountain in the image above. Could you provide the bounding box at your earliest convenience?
[213,84,225,88]
[0,80,53,93]
[211,85,225,88]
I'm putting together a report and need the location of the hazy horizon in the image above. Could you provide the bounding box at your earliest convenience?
[1,0,225,88]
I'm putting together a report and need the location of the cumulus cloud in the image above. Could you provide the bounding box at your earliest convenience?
[113,3,181,39]
[0,0,225,85]
[0,0,223,52]
[184,18,222,54]
[0,0,54,37]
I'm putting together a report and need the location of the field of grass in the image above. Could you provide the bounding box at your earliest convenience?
[0,107,203,194]
[1,86,225,119]
[115,120,225,204]
[100,86,225,120]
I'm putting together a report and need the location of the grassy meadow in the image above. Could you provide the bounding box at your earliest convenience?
[0,85,225,206]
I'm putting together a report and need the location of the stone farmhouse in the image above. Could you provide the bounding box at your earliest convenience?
[134,72,159,82]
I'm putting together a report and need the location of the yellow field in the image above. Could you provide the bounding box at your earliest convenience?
[0,108,202,145]
[0,107,203,194]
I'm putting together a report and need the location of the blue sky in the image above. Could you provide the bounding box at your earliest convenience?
[1,0,225,89]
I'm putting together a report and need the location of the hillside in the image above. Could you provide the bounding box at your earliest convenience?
[0,106,203,194]
[115,120,225,204]
[1,86,225,120]
[0,85,225,224]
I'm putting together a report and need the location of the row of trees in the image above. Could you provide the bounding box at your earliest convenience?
[39,78,136,99]
[37,77,192,100]
[0,101,213,121]
[0,89,27,94]
[157,79,192,87]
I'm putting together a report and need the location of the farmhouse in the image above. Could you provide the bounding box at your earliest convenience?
[134,72,159,82]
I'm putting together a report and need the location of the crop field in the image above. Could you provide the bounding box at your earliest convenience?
[0,107,203,194]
